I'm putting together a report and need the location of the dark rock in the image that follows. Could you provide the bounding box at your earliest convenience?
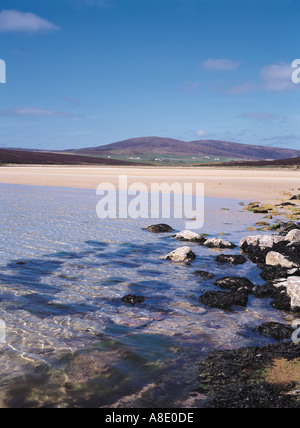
[290,195,300,200]
[253,282,292,311]
[259,265,300,282]
[253,282,278,298]
[121,294,145,305]
[270,286,292,312]
[214,276,254,292]
[255,322,294,341]
[215,254,247,265]
[194,270,215,280]
[146,224,174,233]
[199,289,249,310]
[279,222,300,236]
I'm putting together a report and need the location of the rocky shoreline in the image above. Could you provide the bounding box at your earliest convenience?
[142,194,300,408]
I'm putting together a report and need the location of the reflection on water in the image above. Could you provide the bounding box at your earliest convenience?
[0,184,287,407]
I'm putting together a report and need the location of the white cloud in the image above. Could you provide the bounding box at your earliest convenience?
[0,10,59,33]
[202,58,241,71]
[195,129,208,138]
[2,107,72,117]
[260,63,296,92]
[239,112,288,123]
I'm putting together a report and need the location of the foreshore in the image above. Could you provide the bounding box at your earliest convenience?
[0,165,300,203]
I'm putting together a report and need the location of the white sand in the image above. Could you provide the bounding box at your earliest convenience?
[0,165,299,202]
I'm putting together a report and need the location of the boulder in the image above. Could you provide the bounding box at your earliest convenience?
[146,224,174,233]
[162,246,196,263]
[199,289,249,310]
[255,322,294,341]
[290,195,300,200]
[286,229,300,242]
[240,235,286,251]
[266,251,298,269]
[273,276,300,311]
[204,238,236,249]
[174,230,206,243]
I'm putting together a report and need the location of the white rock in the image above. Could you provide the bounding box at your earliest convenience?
[162,246,196,263]
[204,238,236,249]
[286,229,300,242]
[174,230,205,242]
[266,251,298,269]
[274,276,300,310]
[240,235,286,250]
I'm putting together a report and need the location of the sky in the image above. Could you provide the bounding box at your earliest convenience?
[0,0,300,150]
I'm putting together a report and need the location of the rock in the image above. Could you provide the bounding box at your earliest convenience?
[239,235,288,263]
[214,276,254,292]
[204,238,236,249]
[162,246,196,263]
[146,224,174,233]
[255,322,294,341]
[279,223,300,236]
[253,283,278,298]
[286,229,300,242]
[290,195,300,200]
[174,230,206,243]
[215,254,247,265]
[266,251,298,269]
[194,270,215,279]
[199,289,249,310]
[259,265,300,282]
[273,276,300,311]
[240,235,287,251]
[121,294,145,305]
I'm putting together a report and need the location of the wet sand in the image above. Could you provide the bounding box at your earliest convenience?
[0,165,299,202]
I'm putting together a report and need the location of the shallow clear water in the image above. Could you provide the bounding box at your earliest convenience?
[0,184,287,408]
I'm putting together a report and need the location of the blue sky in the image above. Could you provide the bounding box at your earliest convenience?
[0,0,299,150]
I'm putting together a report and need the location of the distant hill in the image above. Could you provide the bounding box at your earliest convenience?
[69,136,300,160]
[0,149,147,166]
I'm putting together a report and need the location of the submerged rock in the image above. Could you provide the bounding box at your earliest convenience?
[255,322,294,341]
[215,254,247,265]
[174,230,206,243]
[194,270,216,279]
[204,238,236,249]
[199,289,249,310]
[121,294,145,305]
[146,224,174,233]
[162,246,196,263]
[214,276,254,292]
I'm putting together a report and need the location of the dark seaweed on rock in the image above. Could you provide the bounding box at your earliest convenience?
[197,341,300,408]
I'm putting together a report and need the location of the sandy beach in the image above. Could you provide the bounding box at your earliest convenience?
[0,165,299,202]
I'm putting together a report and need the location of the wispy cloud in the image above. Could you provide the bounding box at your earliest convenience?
[226,82,258,95]
[238,112,288,123]
[202,58,241,71]
[1,107,75,117]
[0,10,59,33]
[260,62,296,91]
[181,80,202,95]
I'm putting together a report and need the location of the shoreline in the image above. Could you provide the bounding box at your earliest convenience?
[1,165,300,203]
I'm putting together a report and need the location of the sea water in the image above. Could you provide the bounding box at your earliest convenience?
[0,184,286,407]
